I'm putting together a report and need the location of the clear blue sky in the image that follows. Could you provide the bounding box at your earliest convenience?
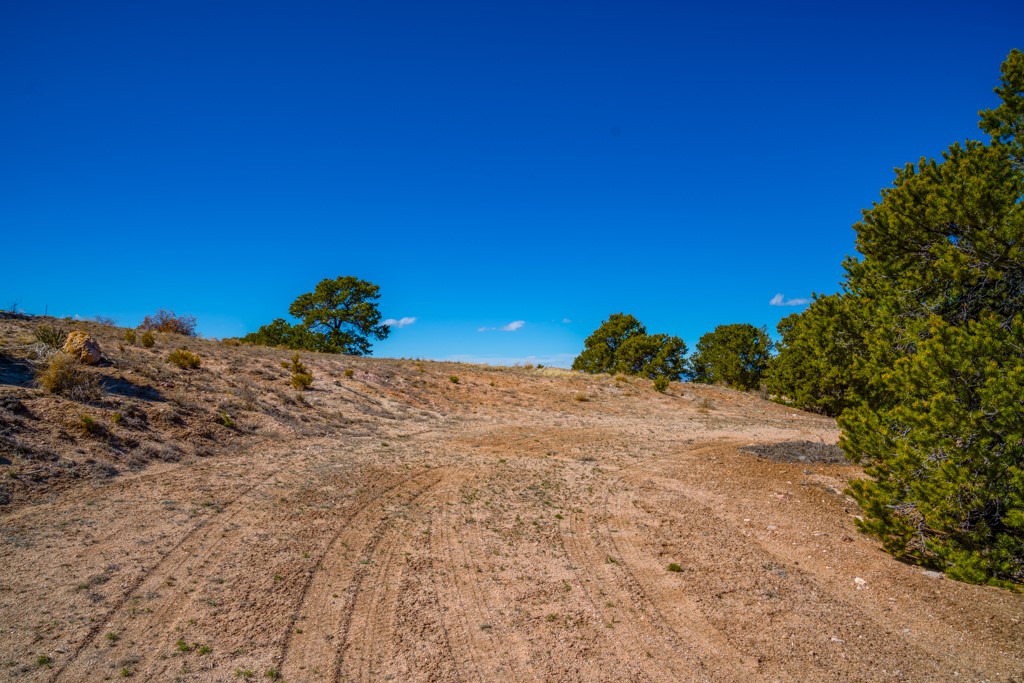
[2,1,1020,366]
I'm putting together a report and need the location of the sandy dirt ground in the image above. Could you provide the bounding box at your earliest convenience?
[1,319,1022,682]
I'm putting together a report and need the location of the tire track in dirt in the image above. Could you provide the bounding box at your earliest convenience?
[610,451,952,680]
[560,467,730,682]
[48,446,305,682]
[274,468,442,681]
[326,472,449,682]
[428,470,527,683]
[343,474,451,681]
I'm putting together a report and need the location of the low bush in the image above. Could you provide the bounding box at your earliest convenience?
[653,375,670,393]
[140,309,197,336]
[140,330,156,348]
[35,353,101,401]
[168,349,201,369]
[122,328,137,344]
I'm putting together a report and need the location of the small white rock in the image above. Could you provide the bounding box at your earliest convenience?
[830,636,845,644]
[853,577,867,589]
[922,570,944,580]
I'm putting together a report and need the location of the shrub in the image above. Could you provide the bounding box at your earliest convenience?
[449,375,459,384]
[140,330,155,348]
[122,329,137,344]
[140,309,197,336]
[34,324,68,349]
[344,368,354,378]
[35,353,101,401]
[287,352,313,390]
[653,375,670,392]
[168,349,201,369]
[78,414,107,437]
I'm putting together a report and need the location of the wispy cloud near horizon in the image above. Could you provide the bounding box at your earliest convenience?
[383,316,417,328]
[477,320,526,332]
[769,293,810,307]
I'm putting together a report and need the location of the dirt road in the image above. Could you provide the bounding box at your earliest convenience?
[1,341,1022,681]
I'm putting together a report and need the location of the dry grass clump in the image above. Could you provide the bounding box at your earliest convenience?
[122,328,137,344]
[35,353,101,401]
[139,309,197,336]
[168,349,201,369]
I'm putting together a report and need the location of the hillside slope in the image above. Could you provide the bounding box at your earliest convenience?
[1,315,1021,681]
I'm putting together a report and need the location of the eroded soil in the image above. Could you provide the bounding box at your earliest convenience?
[1,317,1021,681]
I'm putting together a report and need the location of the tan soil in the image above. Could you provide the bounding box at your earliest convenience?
[1,315,1021,682]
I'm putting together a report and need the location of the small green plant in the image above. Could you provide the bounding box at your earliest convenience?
[105,631,120,643]
[344,368,354,378]
[218,411,235,428]
[287,353,313,390]
[122,328,137,344]
[449,375,459,384]
[36,655,52,668]
[79,414,107,437]
[176,639,192,653]
[111,412,123,424]
[35,353,101,401]
[119,665,134,677]
[196,644,211,655]
[168,349,201,369]
[265,668,281,680]
[34,324,68,349]
[653,375,670,392]
[140,330,156,348]
[667,563,683,572]
[235,669,255,679]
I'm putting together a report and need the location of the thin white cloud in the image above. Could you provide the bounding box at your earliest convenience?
[769,293,810,307]
[383,316,416,328]
[478,320,526,333]
[562,318,572,324]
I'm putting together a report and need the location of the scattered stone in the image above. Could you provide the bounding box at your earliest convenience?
[739,440,846,464]
[853,577,867,590]
[830,636,845,644]
[922,570,945,580]
[62,331,103,365]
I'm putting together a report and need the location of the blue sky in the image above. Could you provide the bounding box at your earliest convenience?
[2,1,1020,366]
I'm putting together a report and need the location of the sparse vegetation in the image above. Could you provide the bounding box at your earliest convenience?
[140,330,156,348]
[344,368,354,378]
[140,310,197,336]
[449,375,459,384]
[168,349,201,369]
[667,563,683,572]
[122,328,137,344]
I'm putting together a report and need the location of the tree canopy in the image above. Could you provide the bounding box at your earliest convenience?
[776,50,1024,587]
[572,314,687,381]
[243,276,390,355]
[690,323,772,390]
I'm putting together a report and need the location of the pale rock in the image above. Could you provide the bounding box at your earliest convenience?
[62,331,102,365]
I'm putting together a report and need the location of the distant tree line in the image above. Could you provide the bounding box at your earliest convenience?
[572,50,1024,588]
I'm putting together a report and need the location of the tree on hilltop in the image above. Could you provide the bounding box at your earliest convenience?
[244,276,390,355]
